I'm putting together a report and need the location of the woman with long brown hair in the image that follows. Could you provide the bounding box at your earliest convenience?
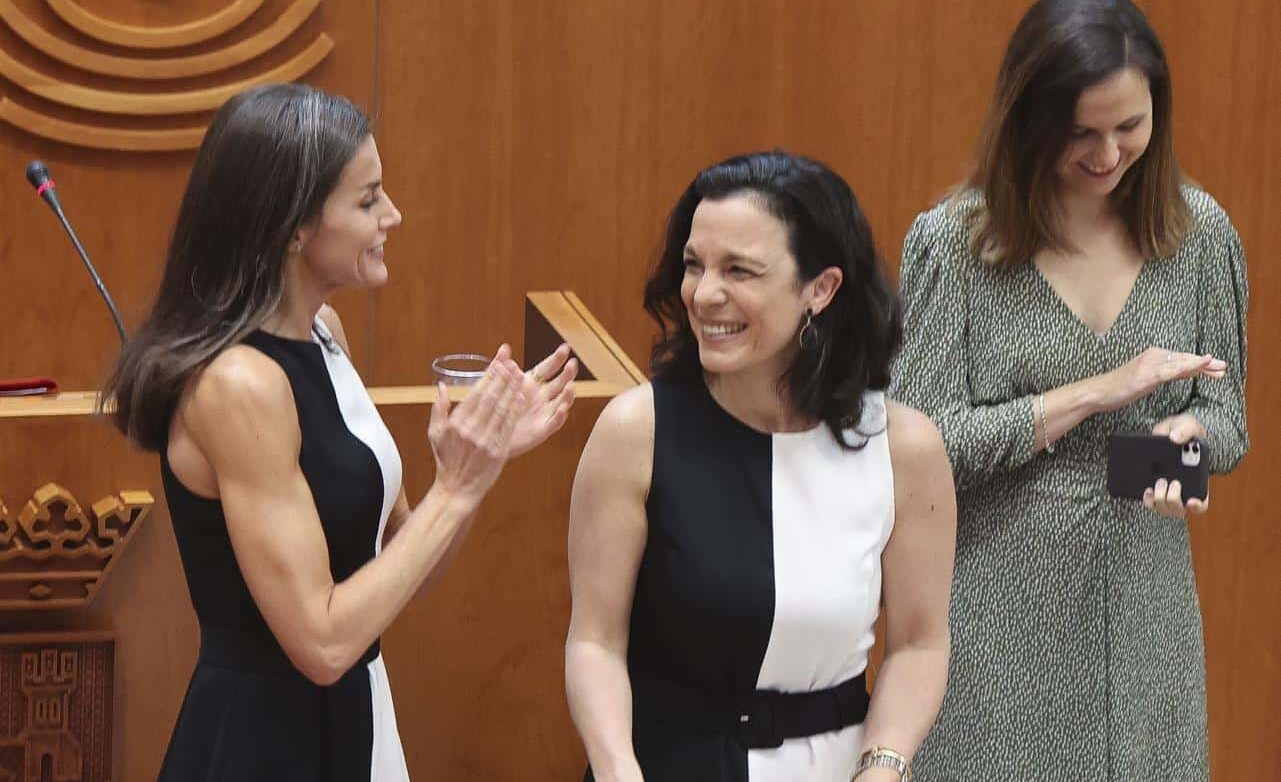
[102,84,576,780]
[891,1,1248,779]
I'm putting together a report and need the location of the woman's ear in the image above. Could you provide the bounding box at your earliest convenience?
[289,223,314,255]
[807,267,844,315]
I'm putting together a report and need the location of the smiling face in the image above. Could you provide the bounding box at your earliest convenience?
[679,192,840,385]
[1055,67,1154,200]
[295,135,403,290]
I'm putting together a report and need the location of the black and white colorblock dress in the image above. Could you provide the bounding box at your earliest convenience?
[158,321,410,781]
[589,377,894,781]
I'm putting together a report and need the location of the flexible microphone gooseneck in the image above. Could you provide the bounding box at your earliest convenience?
[25,160,127,345]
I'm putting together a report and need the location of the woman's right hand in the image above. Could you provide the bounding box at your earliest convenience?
[427,344,527,506]
[1089,347,1226,413]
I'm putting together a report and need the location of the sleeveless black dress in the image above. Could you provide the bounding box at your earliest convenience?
[157,321,409,781]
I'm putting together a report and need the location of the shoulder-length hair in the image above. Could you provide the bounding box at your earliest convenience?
[101,84,371,451]
[644,151,902,449]
[962,0,1190,267]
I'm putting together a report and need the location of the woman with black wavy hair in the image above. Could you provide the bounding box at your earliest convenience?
[565,151,956,782]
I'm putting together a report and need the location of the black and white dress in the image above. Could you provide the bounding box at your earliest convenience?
[589,376,894,781]
[158,320,410,781]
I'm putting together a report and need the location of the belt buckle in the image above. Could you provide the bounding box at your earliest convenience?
[735,690,783,749]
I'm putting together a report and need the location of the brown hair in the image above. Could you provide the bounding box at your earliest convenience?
[101,84,371,451]
[960,0,1190,267]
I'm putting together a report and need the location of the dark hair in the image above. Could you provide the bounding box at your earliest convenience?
[962,0,1190,267]
[101,84,371,451]
[644,151,902,449]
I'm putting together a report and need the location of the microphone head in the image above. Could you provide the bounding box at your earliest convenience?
[25,160,51,190]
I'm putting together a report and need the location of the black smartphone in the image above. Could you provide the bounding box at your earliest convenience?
[1106,432,1210,502]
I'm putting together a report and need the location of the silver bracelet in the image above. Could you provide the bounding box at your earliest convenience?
[853,746,911,780]
[1038,392,1055,454]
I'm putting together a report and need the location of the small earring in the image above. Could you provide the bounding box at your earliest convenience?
[798,307,819,350]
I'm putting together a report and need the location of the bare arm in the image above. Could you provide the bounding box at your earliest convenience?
[182,326,525,686]
[565,385,653,782]
[856,401,956,779]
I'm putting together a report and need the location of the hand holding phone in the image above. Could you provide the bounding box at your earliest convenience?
[1106,432,1210,503]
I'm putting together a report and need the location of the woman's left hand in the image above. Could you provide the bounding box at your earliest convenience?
[510,343,579,457]
[1144,413,1210,518]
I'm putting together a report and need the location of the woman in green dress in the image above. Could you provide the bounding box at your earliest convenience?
[890,1,1249,780]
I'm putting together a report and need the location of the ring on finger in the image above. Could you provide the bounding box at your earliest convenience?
[1165,352,1173,363]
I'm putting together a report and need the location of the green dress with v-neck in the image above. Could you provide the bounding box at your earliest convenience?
[889,186,1249,781]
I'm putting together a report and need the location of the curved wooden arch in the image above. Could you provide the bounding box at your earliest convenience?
[0,0,321,80]
[0,34,332,115]
[45,0,265,50]
[0,98,206,151]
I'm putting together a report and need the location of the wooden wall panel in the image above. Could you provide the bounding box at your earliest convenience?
[1143,2,1281,778]
[0,1,1276,780]
[0,0,377,384]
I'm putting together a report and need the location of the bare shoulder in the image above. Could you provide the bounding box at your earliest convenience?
[885,399,955,532]
[579,382,655,489]
[316,304,353,354]
[181,345,300,454]
[595,382,655,440]
[885,399,946,467]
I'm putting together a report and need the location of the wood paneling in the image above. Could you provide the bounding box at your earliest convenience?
[0,1,1276,780]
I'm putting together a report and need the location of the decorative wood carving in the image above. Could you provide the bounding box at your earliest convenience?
[0,0,322,80]
[45,0,266,49]
[0,35,333,115]
[0,633,113,782]
[0,485,153,610]
[0,0,333,150]
[0,98,206,151]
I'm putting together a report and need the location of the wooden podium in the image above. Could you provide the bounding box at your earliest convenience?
[0,292,643,781]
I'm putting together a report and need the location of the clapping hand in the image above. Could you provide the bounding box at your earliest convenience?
[428,344,527,505]
[510,343,578,457]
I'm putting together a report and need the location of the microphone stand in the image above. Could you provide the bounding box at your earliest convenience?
[27,163,127,345]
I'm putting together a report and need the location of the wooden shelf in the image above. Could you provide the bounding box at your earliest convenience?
[0,291,643,421]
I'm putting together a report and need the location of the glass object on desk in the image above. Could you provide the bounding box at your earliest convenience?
[431,353,490,385]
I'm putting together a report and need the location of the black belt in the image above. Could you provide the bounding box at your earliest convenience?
[633,670,869,750]
[735,673,869,749]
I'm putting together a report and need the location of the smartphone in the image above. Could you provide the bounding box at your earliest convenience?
[1106,432,1210,502]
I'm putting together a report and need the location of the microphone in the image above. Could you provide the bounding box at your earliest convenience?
[26,161,127,345]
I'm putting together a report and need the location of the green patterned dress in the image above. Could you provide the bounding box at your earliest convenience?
[889,186,1249,781]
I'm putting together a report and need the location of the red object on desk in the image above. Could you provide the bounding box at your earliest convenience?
[0,376,59,396]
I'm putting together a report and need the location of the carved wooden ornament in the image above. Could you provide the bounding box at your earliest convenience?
[0,0,332,151]
[0,484,153,610]
[0,633,114,782]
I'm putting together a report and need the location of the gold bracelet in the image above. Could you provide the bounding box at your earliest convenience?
[852,745,911,781]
